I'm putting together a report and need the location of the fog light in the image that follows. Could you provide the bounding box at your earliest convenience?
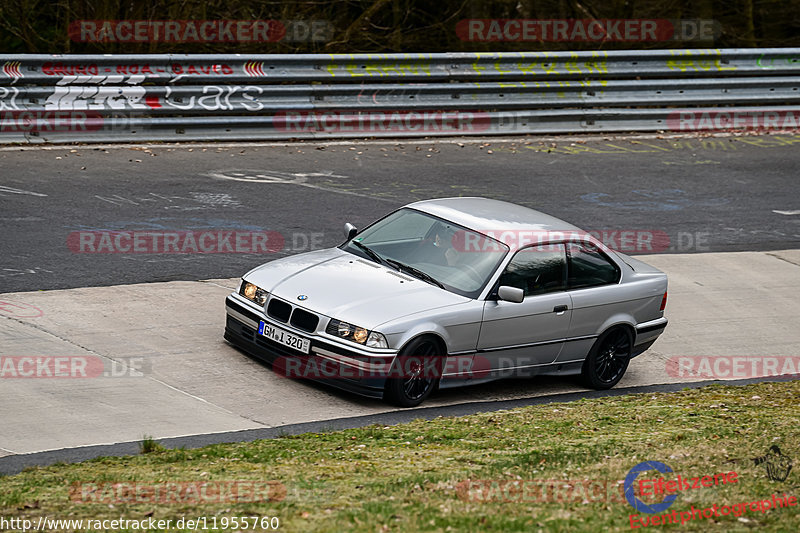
[366,331,388,349]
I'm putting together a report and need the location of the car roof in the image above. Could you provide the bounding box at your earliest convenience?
[407,197,583,241]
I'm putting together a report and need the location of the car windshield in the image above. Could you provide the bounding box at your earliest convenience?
[342,208,509,298]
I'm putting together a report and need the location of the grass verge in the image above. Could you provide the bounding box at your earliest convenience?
[1,380,798,532]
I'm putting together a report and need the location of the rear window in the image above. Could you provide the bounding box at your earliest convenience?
[567,242,620,289]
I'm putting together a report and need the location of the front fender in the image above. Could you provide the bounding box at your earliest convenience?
[385,321,452,356]
[380,300,484,356]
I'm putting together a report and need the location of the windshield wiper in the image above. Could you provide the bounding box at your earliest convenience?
[384,259,445,289]
[350,240,386,265]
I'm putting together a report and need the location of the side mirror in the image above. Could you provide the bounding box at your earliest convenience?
[497,286,524,303]
[344,222,358,240]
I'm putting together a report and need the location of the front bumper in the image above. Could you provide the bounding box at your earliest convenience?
[224,295,396,399]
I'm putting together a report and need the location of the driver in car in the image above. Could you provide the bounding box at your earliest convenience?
[417,224,458,266]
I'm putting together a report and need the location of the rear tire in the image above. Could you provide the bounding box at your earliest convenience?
[384,337,443,407]
[580,327,632,390]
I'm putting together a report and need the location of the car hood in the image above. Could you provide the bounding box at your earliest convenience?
[244,247,469,330]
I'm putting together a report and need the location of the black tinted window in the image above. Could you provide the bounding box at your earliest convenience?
[567,243,620,289]
[498,244,566,296]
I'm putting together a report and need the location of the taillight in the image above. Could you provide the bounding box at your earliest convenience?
[660,291,668,311]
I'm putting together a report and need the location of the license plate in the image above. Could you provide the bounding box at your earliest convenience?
[258,321,311,354]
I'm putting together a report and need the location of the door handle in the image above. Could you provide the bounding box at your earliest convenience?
[553,305,569,313]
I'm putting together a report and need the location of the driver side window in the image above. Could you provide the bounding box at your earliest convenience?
[497,244,567,297]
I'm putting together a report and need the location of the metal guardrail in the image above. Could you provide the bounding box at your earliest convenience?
[1,48,799,143]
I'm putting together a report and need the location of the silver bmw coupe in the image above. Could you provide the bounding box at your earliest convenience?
[225,197,668,407]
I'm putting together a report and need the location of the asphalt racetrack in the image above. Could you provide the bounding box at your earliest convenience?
[1,133,799,471]
[1,133,799,292]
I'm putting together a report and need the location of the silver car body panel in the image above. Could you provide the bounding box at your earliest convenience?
[226,197,668,394]
[244,247,470,331]
[478,292,572,367]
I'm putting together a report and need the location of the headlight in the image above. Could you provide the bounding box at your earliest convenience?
[239,280,268,305]
[327,319,388,348]
[353,327,368,344]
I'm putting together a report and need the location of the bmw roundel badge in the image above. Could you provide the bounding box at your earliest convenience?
[297,295,308,301]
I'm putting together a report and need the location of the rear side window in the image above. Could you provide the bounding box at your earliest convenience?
[498,244,567,296]
[567,242,620,289]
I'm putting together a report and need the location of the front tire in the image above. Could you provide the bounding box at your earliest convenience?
[384,337,443,407]
[580,327,632,389]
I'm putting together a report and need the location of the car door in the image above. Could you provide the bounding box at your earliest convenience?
[555,241,623,363]
[477,243,572,374]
